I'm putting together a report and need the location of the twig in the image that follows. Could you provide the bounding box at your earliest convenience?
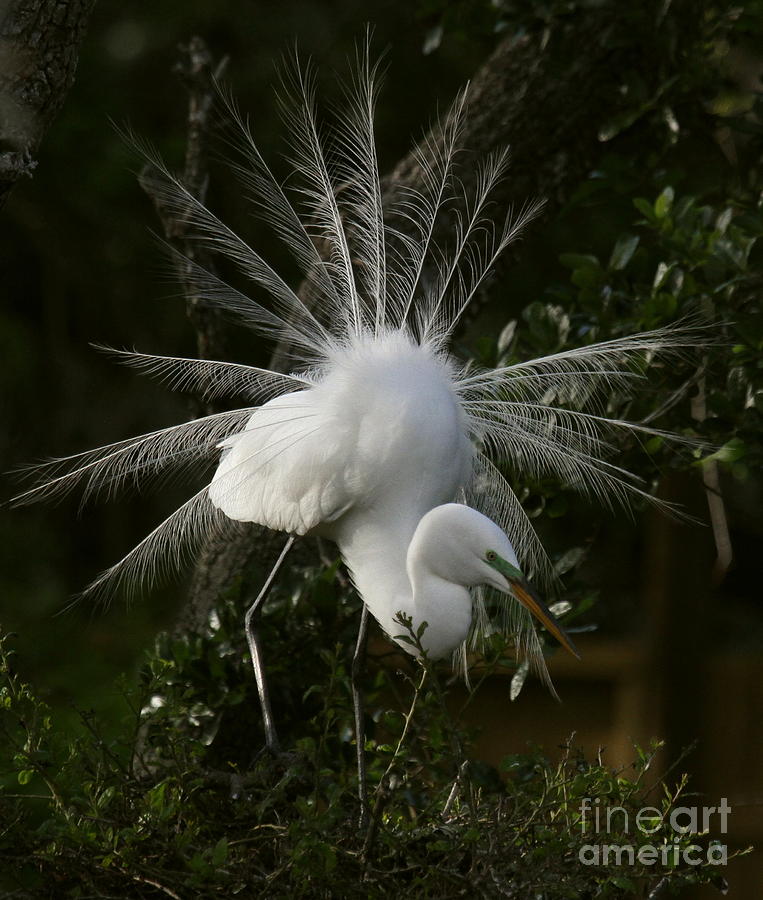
[360,665,426,864]
[138,36,229,414]
[374,667,427,798]
[442,760,470,819]
[690,371,732,584]
[127,873,183,900]
[647,876,672,899]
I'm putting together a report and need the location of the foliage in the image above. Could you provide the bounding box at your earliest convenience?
[489,176,763,490]
[0,620,746,899]
[459,0,763,614]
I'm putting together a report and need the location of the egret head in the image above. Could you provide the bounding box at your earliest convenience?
[409,504,579,659]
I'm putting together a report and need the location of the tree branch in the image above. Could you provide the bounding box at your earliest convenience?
[0,0,96,208]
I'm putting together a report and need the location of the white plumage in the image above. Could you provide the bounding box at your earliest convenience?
[209,331,470,538]
[14,45,702,685]
[207,330,476,655]
[404,504,525,659]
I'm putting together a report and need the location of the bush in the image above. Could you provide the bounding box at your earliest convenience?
[0,605,747,898]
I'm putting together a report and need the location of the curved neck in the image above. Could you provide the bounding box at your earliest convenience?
[335,512,473,659]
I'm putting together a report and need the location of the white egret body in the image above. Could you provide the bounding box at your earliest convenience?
[210,331,477,656]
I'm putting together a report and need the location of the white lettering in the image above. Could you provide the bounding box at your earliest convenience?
[669,806,698,834]
[717,798,731,834]
[708,843,728,866]
[637,845,658,865]
[606,806,629,833]
[602,844,635,866]
[636,806,663,835]
[579,844,599,865]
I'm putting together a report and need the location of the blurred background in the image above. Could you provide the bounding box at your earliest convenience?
[1,1,761,896]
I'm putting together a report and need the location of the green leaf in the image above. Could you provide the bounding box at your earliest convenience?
[715,207,733,233]
[422,24,443,55]
[319,842,337,872]
[559,252,601,271]
[554,547,586,576]
[701,438,746,465]
[523,302,570,348]
[653,260,672,288]
[211,836,228,867]
[510,659,530,701]
[609,234,639,270]
[609,875,638,892]
[96,786,115,810]
[17,769,34,785]
[497,319,517,354]
[598,107,644,142]
[548,600,572,618]
[654,186,675,219]
[643,290,678,320]
[571,267,600,289]
[633,197,657,222]
[609,875,638,894]
[546,494,568,519]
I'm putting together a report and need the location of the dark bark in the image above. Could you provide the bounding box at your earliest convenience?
[0,0,96,208]
[134,37,247,635]
[139,36,230,377]
[381,6,668,319]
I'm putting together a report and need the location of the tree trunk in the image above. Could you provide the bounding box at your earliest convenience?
[0,0,96,208]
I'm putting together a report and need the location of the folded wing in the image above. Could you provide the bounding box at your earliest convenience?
[208,390,354,535]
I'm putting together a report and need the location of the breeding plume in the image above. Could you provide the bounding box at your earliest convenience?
[15,50,695,693]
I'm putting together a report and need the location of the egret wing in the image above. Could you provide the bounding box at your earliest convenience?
[208,390,354,535]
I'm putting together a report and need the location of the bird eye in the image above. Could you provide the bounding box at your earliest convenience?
[486,550,497,562]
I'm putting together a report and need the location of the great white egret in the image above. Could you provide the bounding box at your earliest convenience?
[14,46,698,778]
[207,332,580,665]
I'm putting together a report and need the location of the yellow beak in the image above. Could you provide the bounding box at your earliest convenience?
[489,555,580,659]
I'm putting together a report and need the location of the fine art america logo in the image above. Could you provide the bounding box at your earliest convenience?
[579,797,731,866]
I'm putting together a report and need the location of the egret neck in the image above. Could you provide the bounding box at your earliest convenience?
[332,510,472,659]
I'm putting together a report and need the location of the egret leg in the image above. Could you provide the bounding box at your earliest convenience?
[245,535,296,754]
[351,603,371,829]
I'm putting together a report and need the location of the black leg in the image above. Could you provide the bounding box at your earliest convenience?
[351,603,370,829]
[244,535,296,753]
